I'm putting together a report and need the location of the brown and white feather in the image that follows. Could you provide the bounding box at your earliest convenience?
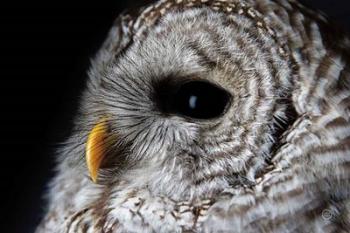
[36,0,350,232]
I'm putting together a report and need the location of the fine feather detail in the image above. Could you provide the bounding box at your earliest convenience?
[37,0,350,232]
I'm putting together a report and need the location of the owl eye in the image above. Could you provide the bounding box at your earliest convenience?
[165,80,231,119]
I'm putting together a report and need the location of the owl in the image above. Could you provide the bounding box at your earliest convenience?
[36,0,350,232]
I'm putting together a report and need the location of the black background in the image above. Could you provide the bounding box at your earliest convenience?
[1,1,350,232]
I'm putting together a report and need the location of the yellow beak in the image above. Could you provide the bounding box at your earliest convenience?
[86,119,108,183]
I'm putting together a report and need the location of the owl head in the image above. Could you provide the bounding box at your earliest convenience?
[64,0,296,201]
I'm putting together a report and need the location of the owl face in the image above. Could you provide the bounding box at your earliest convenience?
[36,1,350,232]
[77,5,294,200]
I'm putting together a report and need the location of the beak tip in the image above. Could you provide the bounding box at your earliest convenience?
[91,175,98,183]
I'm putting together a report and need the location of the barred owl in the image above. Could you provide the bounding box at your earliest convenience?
[36,0,350,232]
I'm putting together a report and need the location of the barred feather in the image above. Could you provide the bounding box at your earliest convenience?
[37,0,350,232]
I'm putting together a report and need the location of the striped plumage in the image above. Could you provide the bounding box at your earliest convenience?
[36,0,350,232]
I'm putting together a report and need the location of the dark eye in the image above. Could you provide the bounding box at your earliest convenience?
[158,80,231,120]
